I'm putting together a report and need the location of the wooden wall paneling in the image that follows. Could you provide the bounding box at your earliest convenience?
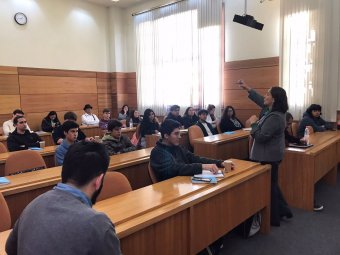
[116,78,137,94]
[117,94,137,110]
[19,76,97,94]
[0,74,19,94]
[97,78,111,94]
[223,89,268,109]
[0,95,21,114]
[18,67,96,78]
[21,94,98,113]
[0,66,18,75]
[225,57,279,70]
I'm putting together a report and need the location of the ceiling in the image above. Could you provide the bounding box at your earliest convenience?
[84,0,152,8]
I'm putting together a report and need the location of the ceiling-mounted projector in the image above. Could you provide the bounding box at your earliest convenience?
[233,14,264,30]
[233,0,264,31]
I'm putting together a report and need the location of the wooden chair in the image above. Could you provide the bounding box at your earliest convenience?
[97,172,132,201]
[148,162,158,184]
[188,125,204,148]
[0,192,11,231]
[4,150,46,176]
[0,143,7,153]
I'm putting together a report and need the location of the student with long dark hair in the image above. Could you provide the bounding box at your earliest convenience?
[219,106,244,132]
[139,109,160,147]
[118,105,129,121]
[249,87,292,226]
[41,111,61,132]
[182,107,199,129]
[129,109,141,127]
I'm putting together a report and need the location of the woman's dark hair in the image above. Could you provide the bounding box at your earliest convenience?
[221,106,236,120]
[270,87,289,113]
[184,107,194,117]
[141,109,155,124]
[120,104,129,115]
[130,109,138,118]
[45,111,60,123]
[286,112,293,122]
[62,141,109,187]
[306,104,322,117]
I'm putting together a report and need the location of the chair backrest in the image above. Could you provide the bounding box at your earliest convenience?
[216,120,222,134]
[0,127,3,136]
[120,119,127,127]
[291,122,299,137]
[148,162,158,184]
[97,172,132,202]
[188,125,204,147]
[245,118,252,128]
[135,124,141,140]
[0,192,11,231]
[0,142,8,153]
[4,150,47,176]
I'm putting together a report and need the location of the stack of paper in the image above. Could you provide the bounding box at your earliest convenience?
[0,177,10,185]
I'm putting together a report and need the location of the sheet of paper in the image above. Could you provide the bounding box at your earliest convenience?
[194,170,224,178]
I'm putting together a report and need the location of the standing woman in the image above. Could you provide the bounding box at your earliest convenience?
[139,109,160,148]
[41,111,61,132]
[219,106,244,132]
[249,87,292,226]
[182,107,199,129]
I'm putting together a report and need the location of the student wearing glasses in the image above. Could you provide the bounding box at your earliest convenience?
[7,116,42,152]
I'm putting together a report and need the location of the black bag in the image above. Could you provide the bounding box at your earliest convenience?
[236,213,261,238]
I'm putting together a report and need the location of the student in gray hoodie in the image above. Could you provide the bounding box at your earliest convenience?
[297,104,327,138]
[102,119,136,155]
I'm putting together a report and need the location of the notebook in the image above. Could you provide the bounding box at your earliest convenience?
[194,170,224,178]
[191,176,217,184]
[0,177,10,185]
[28,147,43,151]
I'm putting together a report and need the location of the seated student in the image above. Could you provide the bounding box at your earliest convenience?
[285,112,324,211]
[196,109,217,137]
[53,112,93,145]
[219,106,244,132]
[55,121,79,166]
[206,104,218,129]
[165,105,184,125]
[102,120,136,155]
[99,108,111,132]
[129,109,141,127]
[7,116,42,152]
[117,105,129,121]
[150,119,225,181]
[182,107,199,129]
[3,109,31,136]
[81,104,100,126]
[297,104,328,138]
[41,111,61,132]
[139,108,160,148]
[6,141,121,255]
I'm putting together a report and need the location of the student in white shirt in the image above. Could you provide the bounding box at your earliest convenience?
[81,104,100,126]
[196,109,217,137]
[206,104,218,128]
[2,109,31,136]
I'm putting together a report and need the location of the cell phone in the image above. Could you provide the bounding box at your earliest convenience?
[192,177,211,182]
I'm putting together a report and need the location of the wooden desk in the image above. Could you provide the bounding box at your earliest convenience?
[0,159,271,255]
[0,132,54,150]
[0,148,152,224]
[193,130,250,160]
[80,125,136,139]
[279,131,339,211]
[0,146,57,177]
[145,129,189,149]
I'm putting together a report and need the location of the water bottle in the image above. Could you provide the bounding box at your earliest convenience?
[304,127,310,145]
[129,119,133,128]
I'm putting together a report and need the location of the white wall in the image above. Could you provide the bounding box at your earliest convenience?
[225,0,280,61]
[0,0,110,72]
[122,0,280,71]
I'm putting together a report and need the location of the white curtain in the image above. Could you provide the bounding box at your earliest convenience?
[280,0,340,121]
[134,0,223,117]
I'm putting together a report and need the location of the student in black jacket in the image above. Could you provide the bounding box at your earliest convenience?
[219,106,244,132]
[182,107,199,129]
[41,111,61,132]
[196,109,216,137]
[52,112,93,145]
[165,105,184,126]
[7,116,42,152]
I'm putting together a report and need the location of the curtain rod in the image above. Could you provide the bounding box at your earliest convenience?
[132,0,187,16]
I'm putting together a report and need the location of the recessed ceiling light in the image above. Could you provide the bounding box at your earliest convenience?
[111,0,119,2]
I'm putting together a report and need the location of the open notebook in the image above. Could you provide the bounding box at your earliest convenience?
[194,170,224,178]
